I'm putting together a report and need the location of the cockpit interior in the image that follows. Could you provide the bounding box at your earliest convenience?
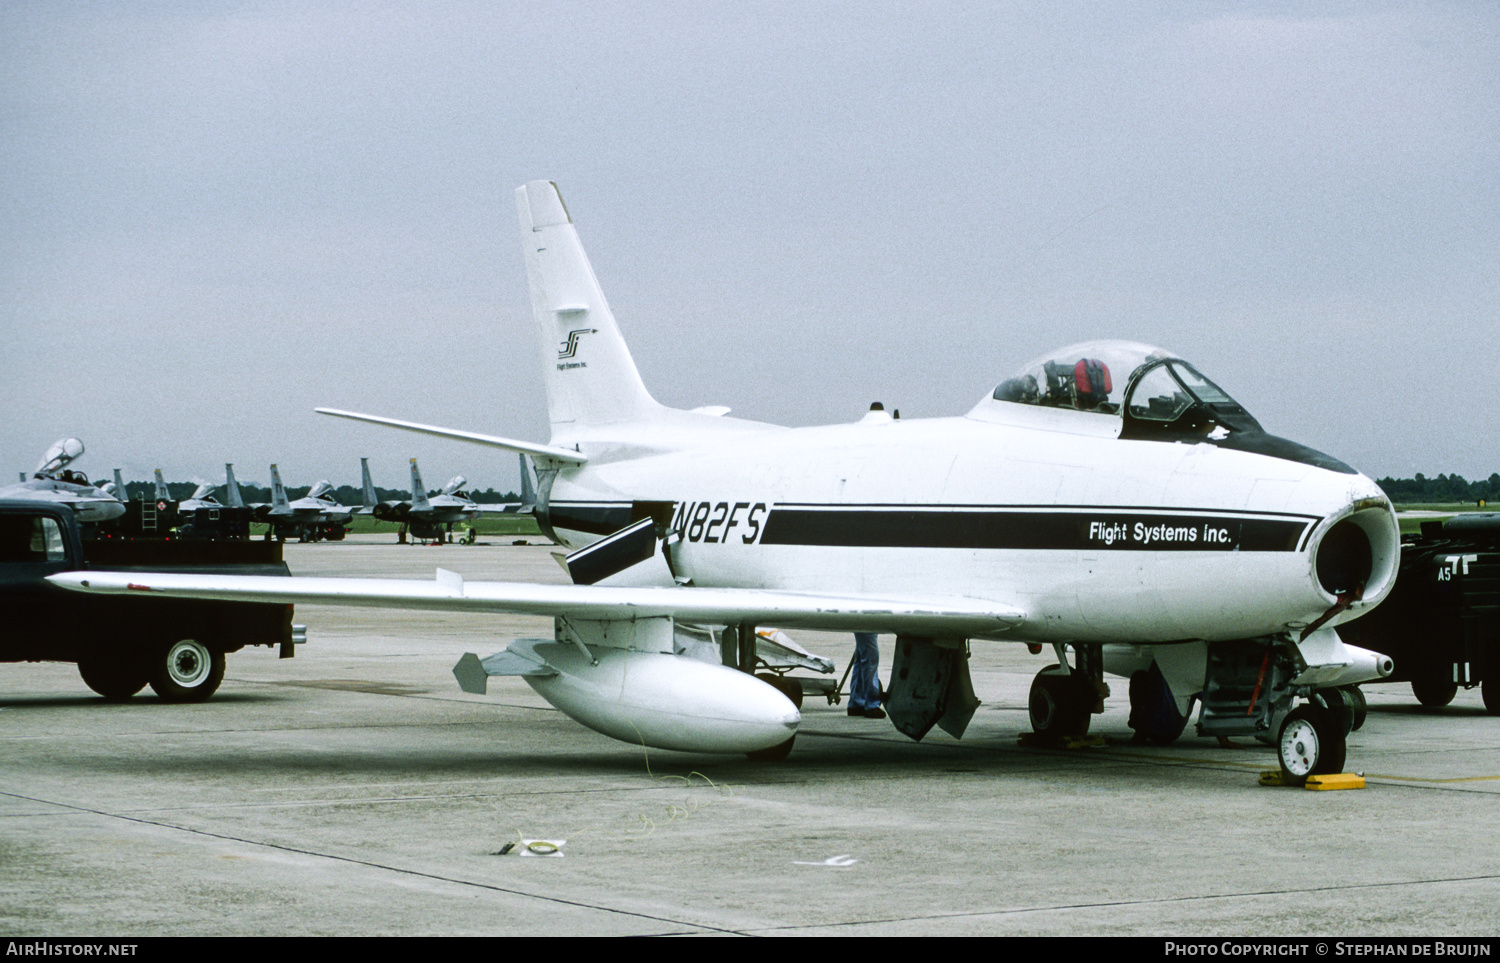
[992,340,1261,439]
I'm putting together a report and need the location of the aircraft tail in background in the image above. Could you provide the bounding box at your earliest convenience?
[409,459,431,513]
[269,465,290,512]
[224,464,246,509]
[360,458,379,510]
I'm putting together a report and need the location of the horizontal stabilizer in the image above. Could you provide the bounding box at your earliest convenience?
[48,570,1027,640]
[316,408,587,465]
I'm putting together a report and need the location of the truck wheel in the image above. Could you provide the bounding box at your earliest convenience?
[78,652,150,701]
[1483,677,1499,716]
[149,640,225,703]
[1411,677,1457,709]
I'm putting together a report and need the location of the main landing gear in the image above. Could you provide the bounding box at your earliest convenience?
[1027,644,1107,741]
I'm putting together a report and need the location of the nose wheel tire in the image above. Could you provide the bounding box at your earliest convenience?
[149,640,225,703]
[1340,685,1368,731]
[1277,705,1346,786]
[1312,688,1356,736]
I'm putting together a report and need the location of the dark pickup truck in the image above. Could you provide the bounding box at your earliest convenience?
[1,499,303,702]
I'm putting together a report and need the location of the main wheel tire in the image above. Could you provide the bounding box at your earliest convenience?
[148,640,225,703]
[1028,667,1091,739]
[1277,705,1347,786]
[746,735,795,762]
[78,651,150,701]
[1412,677,1457,708]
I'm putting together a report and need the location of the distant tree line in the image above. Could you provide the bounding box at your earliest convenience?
[1376,473,1499,504]
[118,481,521,505]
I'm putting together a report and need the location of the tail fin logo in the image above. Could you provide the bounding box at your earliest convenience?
[557,328,597,361]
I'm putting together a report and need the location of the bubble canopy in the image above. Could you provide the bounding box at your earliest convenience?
[982,340,1360,472]
[990,339,1257,429]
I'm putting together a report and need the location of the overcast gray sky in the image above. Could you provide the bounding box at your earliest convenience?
[4,1,1496,493]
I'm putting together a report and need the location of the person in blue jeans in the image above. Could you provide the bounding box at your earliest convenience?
[848,632,885,719]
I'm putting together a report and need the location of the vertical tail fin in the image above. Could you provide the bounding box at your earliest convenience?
[516,181,660,431]
[360,458,379,510]
[269,465,289,512]
[153,470,170,502]
[113,470,127,500]
[224,464,245,509]
[409,459,431,512]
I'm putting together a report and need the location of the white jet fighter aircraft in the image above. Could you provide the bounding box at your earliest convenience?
[259,465,352,542]
[2,438,126,523]
[51,181,1400,783]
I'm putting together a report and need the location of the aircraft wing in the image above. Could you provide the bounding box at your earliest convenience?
[316,409,587,465]
[47,570,1026,640]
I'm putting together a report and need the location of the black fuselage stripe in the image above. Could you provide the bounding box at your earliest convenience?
[770,502,1320,521]
[759,509,1309,552]
[548,502,1316,552]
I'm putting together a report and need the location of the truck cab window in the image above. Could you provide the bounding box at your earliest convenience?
[1,515,66,563]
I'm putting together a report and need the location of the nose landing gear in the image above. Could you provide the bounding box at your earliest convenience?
[1276,705,1347,786]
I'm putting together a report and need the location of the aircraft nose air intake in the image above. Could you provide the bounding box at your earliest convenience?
[1311,500,1399,607]
[1317,520,1372,595]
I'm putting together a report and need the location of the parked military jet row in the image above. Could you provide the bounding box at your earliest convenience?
[1,451,334,541]
[53,180,1402,785]
[9,448,531,543]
